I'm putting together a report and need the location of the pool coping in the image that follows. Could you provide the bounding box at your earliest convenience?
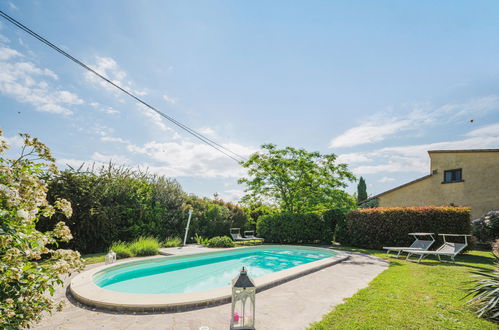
[70,245,349,312]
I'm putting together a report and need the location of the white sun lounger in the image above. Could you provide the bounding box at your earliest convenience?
[404,234,471,263]
[230,228,253,245]
[244,230,264,244]
[383,233,435,258]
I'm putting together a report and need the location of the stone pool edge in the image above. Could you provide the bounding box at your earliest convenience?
[69,246,349,312]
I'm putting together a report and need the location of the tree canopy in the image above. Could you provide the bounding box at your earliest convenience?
[357,176,368,202]
[238,144,356,213]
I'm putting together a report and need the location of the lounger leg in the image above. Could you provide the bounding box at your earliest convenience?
[396,250,402,258]
[406,253,412,261]
[437,255,441,262]
[417,254,424,263]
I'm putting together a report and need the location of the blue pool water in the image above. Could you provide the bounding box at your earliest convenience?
[94,246,336,294]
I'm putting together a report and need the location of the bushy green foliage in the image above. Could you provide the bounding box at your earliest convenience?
[109,241,133,259]
[164,236,182,247]
[206,236,235,248]
[109,237,160,258]
[341,206,471,249]
[0,131,83,328]
[467,245,499,321]
[128,237,160,256]
[39,166,252,253]
[39,165,185,253]
[239,144,356,213]
[359,197,379,209]
[194,234,209,246]
[187,196,251,240]
[257,213,332,243]
[323,209,346,241]
[472,211,499,245]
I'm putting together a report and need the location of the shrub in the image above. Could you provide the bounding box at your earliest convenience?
[207,236,235,248]
[323,209,346,242]
[341,206,471,249]
[39,171,253,254]
[359,197,379,209]
[194,233,209,246]
[257,213,331,244]
[164,236,182,248]
[39,166,187,253]
[466,239,499,321]
[0,131,83,328]
[129,237,160,256]
[109,241,133,259]
[472,211,499,245]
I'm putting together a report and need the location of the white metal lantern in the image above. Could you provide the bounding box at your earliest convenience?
[105,251,116,265]
[230,267,256,330]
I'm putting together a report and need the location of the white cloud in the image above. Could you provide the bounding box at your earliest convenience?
[137,103,170,131]
[100,136,129,144]
[336,153,371,164]
[0,45,83,115]
[0,134,23,148]
[8,2,18,10]
[91,152,130,165]
[102,107,120,115]
[163,94,177,104]
[350,135,499,175]
[199,127,217,138]
[329,97,499,148]
[0,34,9,43]
[466,122,499,137]
[127,140,256,178]
[85,56,147,96]
[378,176,396,183]
[330,120,410,148]
[218,189,245,202]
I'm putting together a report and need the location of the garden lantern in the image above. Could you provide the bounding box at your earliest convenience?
[105,251,116,264]
[230,267,256,330]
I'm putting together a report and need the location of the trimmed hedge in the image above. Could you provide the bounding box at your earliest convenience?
[257,213,331,244]
[341,206,471,249]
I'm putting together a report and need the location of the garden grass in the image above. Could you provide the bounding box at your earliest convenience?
[128,236,161,256]
[81,252,106,264]
[310,247,497,329]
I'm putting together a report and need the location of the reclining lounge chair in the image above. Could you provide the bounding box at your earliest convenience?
[244,230,264,245]
[383,233,435,258]
[404,234,471,263]
[230,228,253,245]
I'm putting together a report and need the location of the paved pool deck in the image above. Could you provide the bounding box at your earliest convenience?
[33,246,389,330]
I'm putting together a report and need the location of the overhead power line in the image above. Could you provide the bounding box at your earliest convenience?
[0,10,246,164]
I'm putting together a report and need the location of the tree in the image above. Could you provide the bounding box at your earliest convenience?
[0,130,83,328]
[238,144,356,213]
[357,176,368,202]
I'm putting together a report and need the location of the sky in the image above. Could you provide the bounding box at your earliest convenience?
[1,0,499,202]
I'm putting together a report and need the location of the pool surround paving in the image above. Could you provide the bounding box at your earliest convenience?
[70,245,349,312]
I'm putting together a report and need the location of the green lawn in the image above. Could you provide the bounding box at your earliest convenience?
[81,252,106,264]
[310,247,497,329]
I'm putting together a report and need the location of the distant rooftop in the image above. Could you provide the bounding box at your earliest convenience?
[428,149,499,153]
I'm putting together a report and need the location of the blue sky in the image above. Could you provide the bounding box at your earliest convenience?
[1,0,499,201]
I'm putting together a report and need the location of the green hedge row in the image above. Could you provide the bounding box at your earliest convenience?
[37,165,252,253]
[257,212,335,244]
[340,206,471,249]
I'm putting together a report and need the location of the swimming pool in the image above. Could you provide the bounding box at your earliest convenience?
[95,247,336,294]
[70,245,347,311]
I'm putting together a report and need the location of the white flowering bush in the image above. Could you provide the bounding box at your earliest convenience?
[0,129,83,328]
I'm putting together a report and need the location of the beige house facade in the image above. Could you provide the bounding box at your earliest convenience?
[364,149,499,219]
